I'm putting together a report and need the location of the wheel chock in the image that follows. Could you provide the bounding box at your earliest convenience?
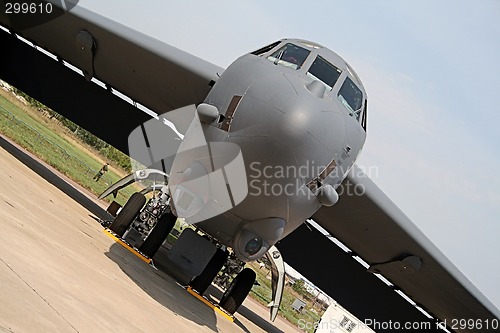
[186,286,235,322]
[102,228,153,265]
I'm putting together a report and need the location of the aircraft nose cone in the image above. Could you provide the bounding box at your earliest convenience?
[244,73,315,149]
[230,70,346,170]
[278,100,316,147]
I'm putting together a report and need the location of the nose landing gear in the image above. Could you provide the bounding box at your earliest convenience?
[219,268,257,314]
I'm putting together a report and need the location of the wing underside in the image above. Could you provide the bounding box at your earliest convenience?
[0,3,222,151]
[279,164,499,332]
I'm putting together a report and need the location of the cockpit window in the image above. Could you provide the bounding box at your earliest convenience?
[307,55,342,90]
[267,43,310,70]
[251,41,280,56]
[338,77,363,120]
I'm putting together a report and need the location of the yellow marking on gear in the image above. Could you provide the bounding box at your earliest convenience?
[102,228,152,264]
[186,287,235,322]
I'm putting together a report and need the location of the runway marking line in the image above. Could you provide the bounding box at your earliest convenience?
[102,228,152,264]
[186,286,235,322]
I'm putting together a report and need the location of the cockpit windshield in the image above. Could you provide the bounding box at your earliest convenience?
[307,55,342,90]
[267,43,310,70]
[338,77,363,120]
[251,41,280,56]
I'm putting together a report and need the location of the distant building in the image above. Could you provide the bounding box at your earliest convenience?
[15,94,28,105]
[291,298,307,313]
[313,302,375,333]
[304,280,317,294]
[0,79,12,92]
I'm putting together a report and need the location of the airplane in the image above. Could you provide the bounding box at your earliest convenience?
[0,1,498,332]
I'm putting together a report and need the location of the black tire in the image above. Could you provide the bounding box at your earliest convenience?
[219,268,256,314]
[190,248,228,294]
[139,212,176,258]
[109,192,146,237]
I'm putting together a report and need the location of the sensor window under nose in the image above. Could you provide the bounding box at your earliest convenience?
[245,237,264,255]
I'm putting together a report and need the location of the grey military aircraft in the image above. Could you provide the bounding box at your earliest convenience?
[0,1,498,332]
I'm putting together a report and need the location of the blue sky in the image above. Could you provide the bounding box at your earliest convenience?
[79,0,500,310]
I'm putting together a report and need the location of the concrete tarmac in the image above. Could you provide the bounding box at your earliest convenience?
[0,136,298,333]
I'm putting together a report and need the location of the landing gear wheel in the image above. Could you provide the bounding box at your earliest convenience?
[219,268,256,314]
[139,212,176,258]
[190,248,228,294]
[109,192,146,237]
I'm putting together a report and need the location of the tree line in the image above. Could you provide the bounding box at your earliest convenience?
[13,87,132,171]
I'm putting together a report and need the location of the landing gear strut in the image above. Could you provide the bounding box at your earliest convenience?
[100,169,275,318]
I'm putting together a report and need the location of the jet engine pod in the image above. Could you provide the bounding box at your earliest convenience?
[317,184,339,206]
[233,218,285,261]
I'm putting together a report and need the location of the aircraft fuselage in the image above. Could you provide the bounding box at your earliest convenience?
[174,39,368,261]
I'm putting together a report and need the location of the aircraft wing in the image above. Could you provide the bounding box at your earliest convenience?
[1,2,222,112]
[0,2,222,152]
[280,164,499,332]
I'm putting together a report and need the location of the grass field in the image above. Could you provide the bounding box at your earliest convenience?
[0,88,137,206]
[248,261,324,333]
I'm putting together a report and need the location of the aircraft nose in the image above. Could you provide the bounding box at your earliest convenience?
[242,73,316,148]
[229,71,346,163]
[277,98,319,147]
